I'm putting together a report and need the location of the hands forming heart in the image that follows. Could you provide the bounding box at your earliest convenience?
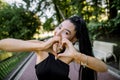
[42,36,79,60]
[58,38,78,58]
[50,37,78,59]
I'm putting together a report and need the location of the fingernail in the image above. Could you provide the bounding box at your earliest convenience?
[55,56,57,60]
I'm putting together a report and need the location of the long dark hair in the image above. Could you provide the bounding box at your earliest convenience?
[68,16,97,80]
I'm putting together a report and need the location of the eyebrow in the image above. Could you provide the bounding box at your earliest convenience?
[59,24,62,27]
[61,24,71,34]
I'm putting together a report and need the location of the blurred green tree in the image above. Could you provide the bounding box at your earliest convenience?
[1,0,120,39]
[0,1,41,39]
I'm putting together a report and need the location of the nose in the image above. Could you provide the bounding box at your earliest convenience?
[55,30,62,37]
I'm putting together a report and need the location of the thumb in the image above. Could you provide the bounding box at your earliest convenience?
[52,50,58,57]
[57,53,66,58]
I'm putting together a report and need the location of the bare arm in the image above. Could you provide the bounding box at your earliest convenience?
[74,52,108,72]
[0,37,60,52]
[58,38,108,72]
[0,38,44,52]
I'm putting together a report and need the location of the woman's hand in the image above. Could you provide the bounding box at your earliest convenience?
[52,42,63,53]
[42,36,61,56]
[30,36,62,56]
[57,38,79,59]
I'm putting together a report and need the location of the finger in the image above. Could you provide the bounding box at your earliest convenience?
[54,36,61,43]
[52,51,58,56]
[53,43,58,53]
[57,53,69,59]
[59,36,62,48]
[57,53,65,58]
[63,38,73,48]
[61,39,68,48]
[49,36,59,45]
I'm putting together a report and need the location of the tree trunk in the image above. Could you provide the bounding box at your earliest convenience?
[109,0,117,19]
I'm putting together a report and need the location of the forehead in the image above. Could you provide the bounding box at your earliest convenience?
[61,20,75,31]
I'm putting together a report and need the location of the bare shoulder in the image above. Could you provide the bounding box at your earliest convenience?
[35,51,49,65]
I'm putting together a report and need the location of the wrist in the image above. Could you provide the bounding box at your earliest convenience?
[74,52,88,68]
[80,54,88,68]
[35,41,46,51]
[74,52,82,63]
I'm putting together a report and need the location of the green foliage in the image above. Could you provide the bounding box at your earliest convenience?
[13,0,119,33]
[0,4,41,39]
[105,14,120,36]
[43,18,55,31]
[112,0,120,10]
[88,21,103,40]
[88,14,120,40]
[0,52,29,80]
[36,0,106,29]
[0,0,8,9]
[0,51,13,61]
[0,0,120,38]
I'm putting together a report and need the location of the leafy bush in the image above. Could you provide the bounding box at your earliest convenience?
[87,21,103,40]
[88,14,120,40]
[0,5,41,39]
[0,52,29,80]
[0,51,13,61]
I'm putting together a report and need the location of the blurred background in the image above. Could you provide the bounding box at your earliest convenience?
[0,0,120,80]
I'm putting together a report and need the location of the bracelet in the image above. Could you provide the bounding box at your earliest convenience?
[81,54,88,68]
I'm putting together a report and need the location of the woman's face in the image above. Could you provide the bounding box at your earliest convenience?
[54,20,77,43]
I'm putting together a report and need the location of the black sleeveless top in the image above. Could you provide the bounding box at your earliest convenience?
[35,53,70,80]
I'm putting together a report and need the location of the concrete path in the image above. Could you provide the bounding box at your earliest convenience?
[19,54,120,80]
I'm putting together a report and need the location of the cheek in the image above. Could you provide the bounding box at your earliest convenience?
[54,31,56,36]
[61,34,71,40]
[54,29,58,36]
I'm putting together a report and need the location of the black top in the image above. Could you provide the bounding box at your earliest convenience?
[35,53,70,80]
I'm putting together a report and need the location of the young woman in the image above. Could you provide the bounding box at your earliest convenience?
[0,16,107,80]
